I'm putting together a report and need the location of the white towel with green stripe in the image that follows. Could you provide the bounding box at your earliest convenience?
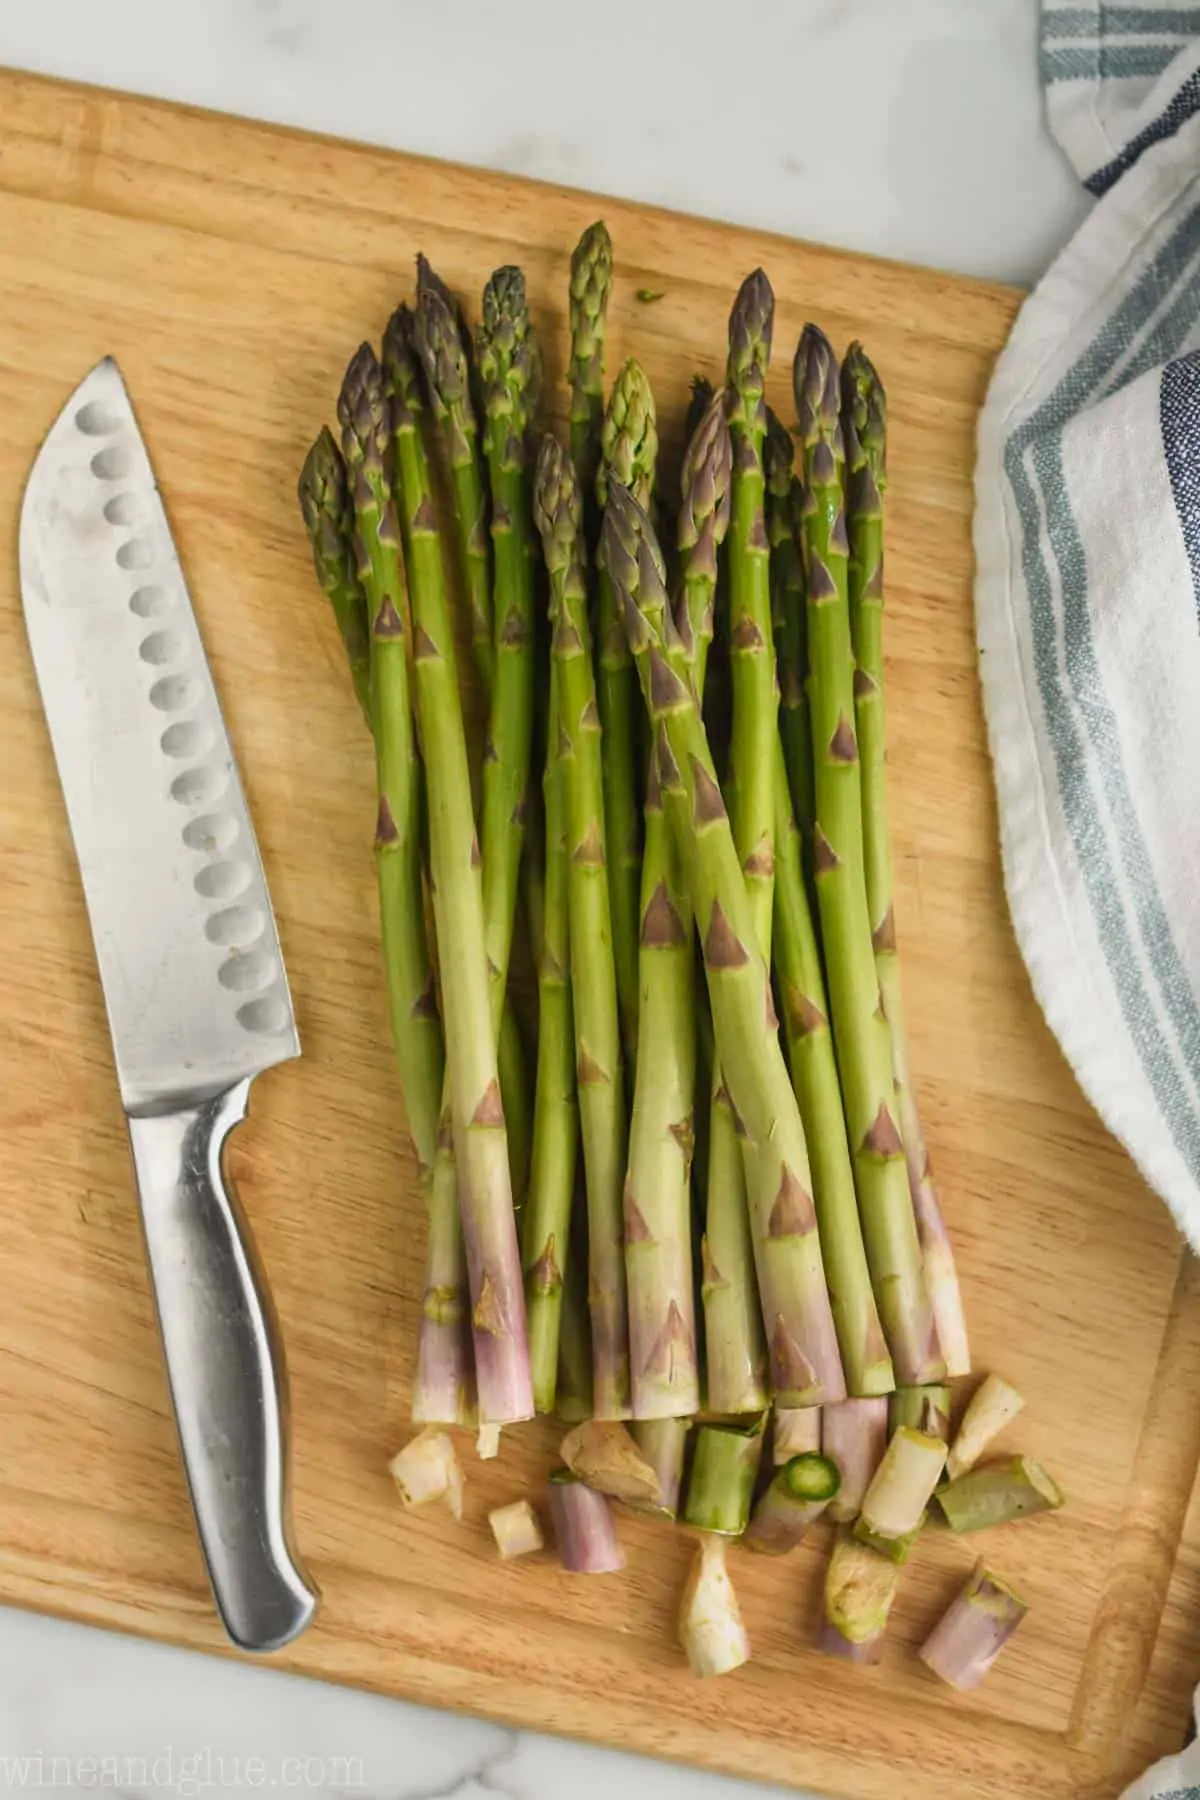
[976,6,1200,1286]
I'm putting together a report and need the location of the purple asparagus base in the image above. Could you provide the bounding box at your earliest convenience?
[920,1563,1027,1691]
[816,1618,884,1665]
[549,1480,626,1574]
[823,1397,889,1523]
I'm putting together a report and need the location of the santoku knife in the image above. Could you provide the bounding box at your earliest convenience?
[19,358,318,1652]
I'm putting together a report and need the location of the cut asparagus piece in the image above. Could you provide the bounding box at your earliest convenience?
[389,1427,463,1519]
[559,1420,661,1506]
[937,1456,1064,1533]
[489,1499,545,1560]
[818,1530,900,1664]
[840,342,970,1379]
[773,1406,822,1465]
[946,1375,1025,1481]
[596,359,658,1073]
[625,740,700,1420]
[568,220,614,518]
[795,324,941,1389]
[521,661,580,1414]
[631,1418,691,1519]
[890,1385,952,1442]
[549,1475,626,1573]
[373,333,531,1426]
[774,748,893,1398]
[679,1535,751,1678]
[856,1426,946,1550]
[744,1452,840,1555]
[600,484,846,1407]
[535,436,630,1419]
[298,427,372,723]
[683,1420,765,1537]
[413,254,493,691]
[920,1562,1028,1691]
[822,1397,889,1524]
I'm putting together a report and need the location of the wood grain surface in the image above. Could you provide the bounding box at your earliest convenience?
[0,68,1198,1800]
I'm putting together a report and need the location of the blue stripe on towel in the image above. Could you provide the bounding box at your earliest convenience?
[1086,66,1200,191]
[1160,351,1200,619]
[1042,40,1183,81]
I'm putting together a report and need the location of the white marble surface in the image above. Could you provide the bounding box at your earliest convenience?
[0,3,1091,1796]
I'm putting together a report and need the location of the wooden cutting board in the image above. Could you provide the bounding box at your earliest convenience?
[1,66,1198,1800]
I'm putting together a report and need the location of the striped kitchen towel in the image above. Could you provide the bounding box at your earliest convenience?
[975,3,1200,1282]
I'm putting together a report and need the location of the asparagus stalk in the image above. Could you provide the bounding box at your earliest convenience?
[818,1530,900,1664]
[822,1397,889,1524]
[773,1405,821,1464]
[854,1425,946,1562]
[795,325,941,1388]
[724,270,776,946]
[535,436,630,1419]
[683,1420,765,1536]
[765,411,815,846]
[337,348,468,1424]
[775,754,893,1397]
[679,1534,751,1679]
[841,342,970,1378]
[744,1452,840,1555]
[937,1456,1064,1532]
[521,661,580,1412]
[568,220,614,520]
[555,1195,594,1421]
[946,1375,1025,1481]
[549,1474,625,1573]
[363,335,531,1425]
[413,255,493,690]
[920,1563,1028,1691]
[678,388,768,1416]
[890,1385,951,1441]
[631,1418,691,1519]
[601,485,846,1406]
[595,359,658,1074]
[625,743,701,1419]
[298,427,372,723]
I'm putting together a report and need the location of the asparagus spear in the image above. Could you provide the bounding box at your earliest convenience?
[683,1419,765,1536]
[413,255,493,691]
[568,220,614,517]
[678,389,767,1416]
[920,1563,1028,1690]
[357,337,531,1426]
[596,358,658,1072]
[937,1456,1064,1532]
[337,349,469,1424]
[298,427,372,723]
[774,753,893,1397]
[535,436,630,1419]
[601,484,846,1406]
[555,1193,594,1421]
[841,343,970,1378]
[521,661,580,1413]
[684,373,717,448]
[764,412,814,845]
[625,744,700,1419]
[795,325,941,1389]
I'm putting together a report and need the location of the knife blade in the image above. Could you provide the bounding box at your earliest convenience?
[19,358,318,1652]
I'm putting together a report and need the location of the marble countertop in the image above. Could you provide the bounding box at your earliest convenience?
[0,3,1089,1796]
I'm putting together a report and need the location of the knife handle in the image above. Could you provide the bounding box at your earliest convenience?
[127,1079,318,1652]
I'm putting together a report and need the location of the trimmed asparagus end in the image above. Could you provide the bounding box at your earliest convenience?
[477,1424,502,1461]
[920,1562,1027,1691]
[946,1375,1025,1481]
[489,1499,545,1561]
[631,1418,691,1519]
[548,1476,626,1574]
[822,1397,889,1523]
[890,1385,952,1443]
[937,1456,1064,1533]
[679,1534,751,1678]
[683,1420,766,1537]
[852,1518,921,1566]
[389,1428,463,1519]
[859,1427,947,1543]
[743,1453,840,1556]
[821,1531,900,1659]
[773,1406,822,1465]
[560,1420,661,1507]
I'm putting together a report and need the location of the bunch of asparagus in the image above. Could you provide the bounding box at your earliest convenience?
[300,226,1056,1690]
